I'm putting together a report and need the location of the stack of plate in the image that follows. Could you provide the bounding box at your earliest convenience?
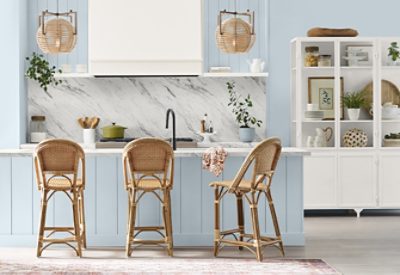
[304,111,324,121]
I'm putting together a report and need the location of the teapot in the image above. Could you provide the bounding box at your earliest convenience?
[247,58,265,73]
[314,127,333,147]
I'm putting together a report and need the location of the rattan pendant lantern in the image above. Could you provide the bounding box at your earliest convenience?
[37,9,77,54]
[216,9,255,54]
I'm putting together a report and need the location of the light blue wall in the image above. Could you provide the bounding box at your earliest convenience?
[268,0,400,145]
[0,0,27,148]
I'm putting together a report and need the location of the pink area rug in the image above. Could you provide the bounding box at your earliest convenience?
[0,258,339,274]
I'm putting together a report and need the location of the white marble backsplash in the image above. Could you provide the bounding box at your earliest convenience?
[28,77,266,142]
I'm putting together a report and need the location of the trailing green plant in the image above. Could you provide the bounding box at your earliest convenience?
[25,52,62,92]
[342,91,366,109]
[227,82,262,128]
[388,42,400,62]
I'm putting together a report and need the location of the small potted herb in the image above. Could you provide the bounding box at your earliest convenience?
[25,52,62,94]
[388,42,400,66]
[342,91,366,120]
[227,82,262,142]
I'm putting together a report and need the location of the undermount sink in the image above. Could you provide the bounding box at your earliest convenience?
[165,137,198,148]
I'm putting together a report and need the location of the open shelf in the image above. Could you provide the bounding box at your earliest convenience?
[301,120,335,123]
[54,73,93,78]
[340,120,373,123]
[202,72,269,77]
[340,66,373,70]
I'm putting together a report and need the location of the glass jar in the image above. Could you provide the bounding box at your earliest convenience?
[304,46,319,67]
[318,55,332,67]
[30,116,47,143]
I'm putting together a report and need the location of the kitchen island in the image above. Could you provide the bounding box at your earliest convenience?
[0,145,309,247]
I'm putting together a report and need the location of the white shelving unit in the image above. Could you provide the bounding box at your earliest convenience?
[291,37,400,216]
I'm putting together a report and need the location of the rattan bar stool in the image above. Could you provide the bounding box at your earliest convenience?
[34,139,87,257]
[210,137,283,262]
[123,138,174,257]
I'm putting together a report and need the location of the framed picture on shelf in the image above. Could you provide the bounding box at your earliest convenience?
[345,45,373,66]
[308,77,344,119]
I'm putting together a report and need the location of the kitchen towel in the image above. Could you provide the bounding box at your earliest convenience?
[202,147,228,177]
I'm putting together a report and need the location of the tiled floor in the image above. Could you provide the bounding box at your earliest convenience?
[1,214,400,274]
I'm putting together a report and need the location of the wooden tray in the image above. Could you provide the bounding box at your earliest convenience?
[307,27,358,37]
[362,80,400,110]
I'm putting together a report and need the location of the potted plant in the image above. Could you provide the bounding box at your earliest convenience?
[388,42,400,66]
[342,91,366,120]
[227,82,262,142]
[25,52,62,95]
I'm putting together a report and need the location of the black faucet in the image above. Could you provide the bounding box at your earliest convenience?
[166,108,176,150]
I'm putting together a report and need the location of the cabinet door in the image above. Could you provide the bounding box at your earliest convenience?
[339,153,376,207]
[304,154,337,209]
[379,154,400,207]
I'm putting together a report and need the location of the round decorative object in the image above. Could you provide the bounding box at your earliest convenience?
[343,128,368,147]
[37,18,77,54]
[216,18,255,54]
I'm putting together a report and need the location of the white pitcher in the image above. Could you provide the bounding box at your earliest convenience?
[247,58,265,73]
[314,127,333,147]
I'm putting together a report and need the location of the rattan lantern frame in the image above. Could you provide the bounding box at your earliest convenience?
[37,10,78,54]
[216,9,256,54]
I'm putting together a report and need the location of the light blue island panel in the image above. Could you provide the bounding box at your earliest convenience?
[286,157,304,244]
[11,157,33,235]
[84,156,97,236]
[0,158,11,234]
[179,158,203,244]
[96,157,118,236]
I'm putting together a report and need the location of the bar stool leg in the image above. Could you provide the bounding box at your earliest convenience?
[266,190,285,257]
[236,193,244,251]
[213,187,221,257]
[37,190,48,257]
[79,190,87,249]
[167,190,174,248]
[162,189,173,256]
[126,189,137,257]
[72,190,82,257]
[250,200,263,262]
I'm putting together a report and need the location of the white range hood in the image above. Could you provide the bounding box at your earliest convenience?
[88,0,203,76]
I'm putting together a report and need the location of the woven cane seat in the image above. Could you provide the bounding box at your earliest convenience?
[128,179,171,191]
[47,178,83,190]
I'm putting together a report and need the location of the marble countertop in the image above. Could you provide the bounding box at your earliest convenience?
[0,143,310,157]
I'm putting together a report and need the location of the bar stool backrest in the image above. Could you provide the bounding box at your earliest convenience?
[229,137,282,192]
[123,138,174,189]
[34,139,85,189]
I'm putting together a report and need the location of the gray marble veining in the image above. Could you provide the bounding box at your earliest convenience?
[28,77,266,142]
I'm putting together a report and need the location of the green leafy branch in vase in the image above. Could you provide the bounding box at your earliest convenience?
[227,81,262,128]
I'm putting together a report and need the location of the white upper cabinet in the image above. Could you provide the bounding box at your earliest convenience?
[88,0,203,76]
